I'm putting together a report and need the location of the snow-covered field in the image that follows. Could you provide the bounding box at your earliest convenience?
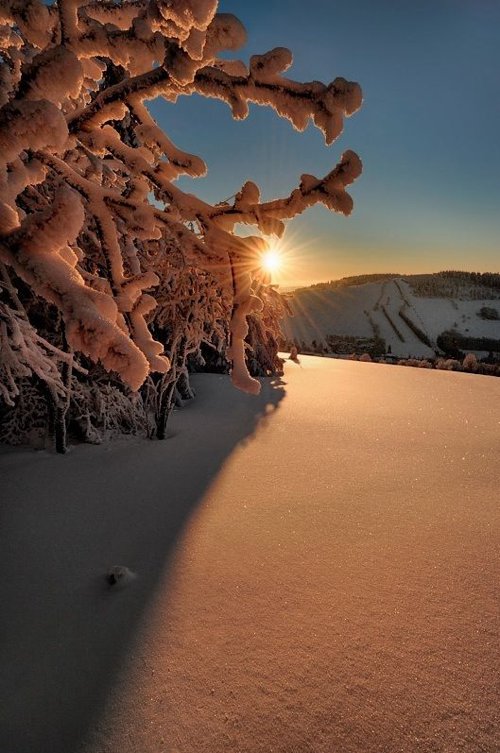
[282,278,500,358]
[1,357,499,753]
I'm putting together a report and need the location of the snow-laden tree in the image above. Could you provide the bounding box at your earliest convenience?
[0,0,362,449]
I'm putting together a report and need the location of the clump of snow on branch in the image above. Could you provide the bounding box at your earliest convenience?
[0,0,362,436]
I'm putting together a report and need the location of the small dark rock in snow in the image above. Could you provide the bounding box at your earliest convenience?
[106,565,135,587]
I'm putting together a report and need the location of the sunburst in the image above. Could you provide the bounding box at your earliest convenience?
[261,248,282,274]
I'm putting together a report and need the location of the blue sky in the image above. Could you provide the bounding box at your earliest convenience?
[150,0,500,286]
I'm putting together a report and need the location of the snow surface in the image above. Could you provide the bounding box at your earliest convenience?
[282,278,500,358]
[0,357,499,753]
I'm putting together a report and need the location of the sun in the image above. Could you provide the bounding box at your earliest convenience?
[261,248,282,274]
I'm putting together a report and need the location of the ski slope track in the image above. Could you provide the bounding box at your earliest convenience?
[282,278,500,358]
[0,357,499,753]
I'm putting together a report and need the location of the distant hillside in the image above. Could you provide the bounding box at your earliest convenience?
[281,271,500,359]
[294,273,403,293]
[406,271,500,300]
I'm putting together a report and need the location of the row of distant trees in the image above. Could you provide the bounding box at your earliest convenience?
[295,273,401,293]
[296,271,500,299]
[284,331,500,363]
[284,339,500,377]
[408,271,500,300]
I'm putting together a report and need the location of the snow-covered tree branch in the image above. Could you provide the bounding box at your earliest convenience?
[0,0,362,447]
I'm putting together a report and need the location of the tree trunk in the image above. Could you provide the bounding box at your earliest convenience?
[54,402,67,454]
[177,371,195,400]
[45,384,67,454]
[156,338,187,440]
[156,377,177,440]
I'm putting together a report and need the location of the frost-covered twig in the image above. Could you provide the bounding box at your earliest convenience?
[0,300,85,407]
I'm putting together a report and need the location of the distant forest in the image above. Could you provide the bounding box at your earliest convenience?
[407,271,500,299]
[294,273,402,292]
[294,271,500,300]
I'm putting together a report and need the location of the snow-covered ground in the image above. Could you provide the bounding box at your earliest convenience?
[282,278,500,358]
[1,357,499,753]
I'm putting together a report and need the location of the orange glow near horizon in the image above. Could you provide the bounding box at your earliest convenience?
[274,234,500,290]
[256,233,499,291]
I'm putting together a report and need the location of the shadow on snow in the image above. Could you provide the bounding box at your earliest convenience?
[0,374,286,753]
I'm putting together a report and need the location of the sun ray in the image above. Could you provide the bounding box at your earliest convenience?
[257,229,316,287]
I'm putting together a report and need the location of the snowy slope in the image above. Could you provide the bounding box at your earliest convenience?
[1,358,499,753]
[282,277,500,357]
